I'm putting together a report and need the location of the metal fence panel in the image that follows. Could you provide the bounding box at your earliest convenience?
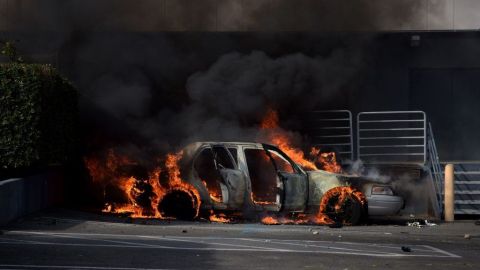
[439,162,480,215]
[357,111,427,164]
[304,110,354,162]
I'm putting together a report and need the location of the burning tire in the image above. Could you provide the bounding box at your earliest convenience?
[319,187,366,225]
[158,189,199,220]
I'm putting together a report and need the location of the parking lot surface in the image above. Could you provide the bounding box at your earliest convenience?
[0,209,478,270]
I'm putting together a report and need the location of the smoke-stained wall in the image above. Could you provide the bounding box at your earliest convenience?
[2,0,480,32]
[2,31,476,162]
[1,1,480,162]
[351,32,480,161]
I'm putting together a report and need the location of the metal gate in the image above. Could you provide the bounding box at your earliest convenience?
[357,111,427,164]
[305,109,480,216]
[304,110,354,162]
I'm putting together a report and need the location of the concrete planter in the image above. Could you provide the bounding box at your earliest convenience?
[0,170,63,226]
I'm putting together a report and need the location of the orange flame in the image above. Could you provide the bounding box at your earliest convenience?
[310,147,343,174]
[317,186,366,224]
[209,211,231,223]
[260,186,366,226]
[259,108,343,173]
[85,150,200,219]
[261,216,280,225]
[261,213,333,225]
[202,181,222,203]
[260,108,318,170]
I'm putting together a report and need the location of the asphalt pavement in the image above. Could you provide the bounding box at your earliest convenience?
[0,209,478,270]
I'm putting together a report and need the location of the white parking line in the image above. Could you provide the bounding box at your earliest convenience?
[158,236,286,251]
[0,265,171,270]
[241,238,398,255]
[422,245,462,258]
[1,230,461,258]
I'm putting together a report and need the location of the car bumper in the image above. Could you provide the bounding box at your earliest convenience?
[367,195,404,216]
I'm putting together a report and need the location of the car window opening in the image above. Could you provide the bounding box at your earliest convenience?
[227,147,238,164]
[194,148,224,203]
[212,146,235,169]
[245,148,278,205]
[268,150,294,173]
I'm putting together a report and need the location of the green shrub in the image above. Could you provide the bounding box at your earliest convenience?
[0,63,78,169]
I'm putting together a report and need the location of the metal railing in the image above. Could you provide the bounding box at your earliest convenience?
[427,123,444,212]
[357,111,427,164]
[304,109,479,216]
[305,110,354,161]
[440,162,480,215]
[427,123,480,215]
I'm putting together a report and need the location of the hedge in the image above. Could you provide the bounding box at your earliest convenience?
[0,63,78,170]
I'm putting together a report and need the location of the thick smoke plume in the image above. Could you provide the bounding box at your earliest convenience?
[81,48,364,159]
[1,1,383,158]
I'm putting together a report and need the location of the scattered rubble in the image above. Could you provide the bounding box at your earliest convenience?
[407,220,438,228]
[424,220,437,226]
[464,234,471,240]
[407,221,423,228]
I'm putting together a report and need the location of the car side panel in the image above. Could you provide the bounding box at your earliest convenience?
[219,168,247,209]
[280,172,307,211]
[306,171,343,212]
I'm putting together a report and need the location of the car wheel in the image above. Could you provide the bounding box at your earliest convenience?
[320,187,365,225]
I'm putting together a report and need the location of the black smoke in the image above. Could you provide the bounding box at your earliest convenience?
[2,0,408,156]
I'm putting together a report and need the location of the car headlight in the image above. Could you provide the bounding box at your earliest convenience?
[371,186,394,195]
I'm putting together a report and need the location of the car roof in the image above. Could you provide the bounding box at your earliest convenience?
[192,141,272,147]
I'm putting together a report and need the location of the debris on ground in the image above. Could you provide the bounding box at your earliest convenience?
[424,220,437,226]
[182,229,187,233]
[475,220,480,226]
[407,220,438,228]
[401,246,412,252]
[464,234,471,240]
[407,221,424,228]
[312,231,319,235]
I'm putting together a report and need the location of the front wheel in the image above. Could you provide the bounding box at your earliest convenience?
[319,187,366,225]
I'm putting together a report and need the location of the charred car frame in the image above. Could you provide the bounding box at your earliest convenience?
[177,142,404,224]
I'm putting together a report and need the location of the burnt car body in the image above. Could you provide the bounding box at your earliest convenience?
[179,142,404,223]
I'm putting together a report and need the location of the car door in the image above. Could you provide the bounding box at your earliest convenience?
[243,146,282,211]
[263,144,308,212]
[210,145,247,209]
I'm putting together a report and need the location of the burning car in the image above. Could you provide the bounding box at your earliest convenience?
[86,107,404,224]
[86,141,403,225]
[175,141,404,224]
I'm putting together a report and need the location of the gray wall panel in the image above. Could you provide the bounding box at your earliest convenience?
[216,0,245,31]
[427,0,454,30]
[454,0,480,30]
[2,0,480,31]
